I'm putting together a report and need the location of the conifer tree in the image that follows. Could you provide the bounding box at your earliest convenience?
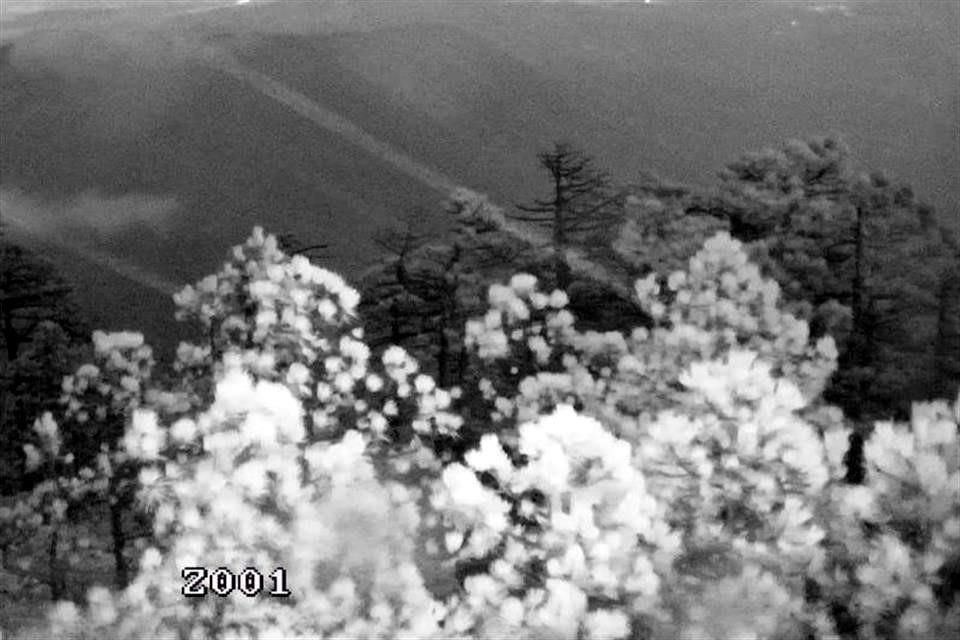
[0,229,87,493]
[613,177,730,278]
[358,212,432,351]
[512,143,623,289]
[359,197,531,387]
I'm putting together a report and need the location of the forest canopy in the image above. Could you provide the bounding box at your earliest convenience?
[0,135,958,640]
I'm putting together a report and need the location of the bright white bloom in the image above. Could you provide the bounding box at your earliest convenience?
[414,374,436,394]
[23,443,42,471]
[464,434,513,475]
[583,608,630,640]
[509,273,538,296]
[93,330,144,353]
[124,410,163,459]
[548,289,569,309]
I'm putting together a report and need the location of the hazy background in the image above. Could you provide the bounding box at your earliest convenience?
[1,0,957,355]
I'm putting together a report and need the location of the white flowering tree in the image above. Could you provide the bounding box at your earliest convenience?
[433,229,957,638]
[4,226,957,640]
[432,231,846,637]
[813,399,960,639]
[41,357,449,640]
[170,227,462,457]
[12,229,459,638]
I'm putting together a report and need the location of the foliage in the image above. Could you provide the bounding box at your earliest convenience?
[0,330,157,599]
[1,226,957,640]
[708,135,957,419]
[612,186,729,279]
[358,196,533,388]
[0,238,89,494]
[358,187,641,392]
[935,259,960,401]
[512,143,624,289]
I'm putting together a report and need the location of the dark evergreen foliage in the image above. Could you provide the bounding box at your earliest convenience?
[0,235,90,494]
[512,142,625,289]
[708,136,958,420]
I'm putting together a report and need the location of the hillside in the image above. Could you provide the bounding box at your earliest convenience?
[0,0,956,356]
[195,0,958,224]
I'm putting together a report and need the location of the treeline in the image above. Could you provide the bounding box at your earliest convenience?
[358,136,960,428]
[1,135,958,494]
[0,134,958,640]
[0,240,90,493]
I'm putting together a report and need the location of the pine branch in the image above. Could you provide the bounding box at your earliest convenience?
[509,214,553,223]
[0,285,73,305]
[515,201,555,214]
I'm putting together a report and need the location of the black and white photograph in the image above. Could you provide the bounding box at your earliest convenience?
[0,1,958,638]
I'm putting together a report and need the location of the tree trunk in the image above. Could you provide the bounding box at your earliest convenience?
[553,168,570,291]
[437,324,449,388]
[110,492,129,588]
[850,203,867,367]
[389,300,401,345]
[935,266,960,399]
[48,525,66,600]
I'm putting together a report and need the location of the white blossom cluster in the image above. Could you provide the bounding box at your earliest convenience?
[50,357,450,640]
[0,412,110,594]
[173,226,360,366]
[7,227,955,640]
[170,227,462,474]
[61,330,156,424]
[634,231,839,401]
[433,405,680,638]
[813,395,960,639]
[1,331,165,598]
[451,231,956,636]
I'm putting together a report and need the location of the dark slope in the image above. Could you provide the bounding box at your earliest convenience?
[201,0,957,225]
[225,21,609,209]
[441,1,958,224]
[1,0,956,356]
[3,229,188,355]
[1,30,447,356]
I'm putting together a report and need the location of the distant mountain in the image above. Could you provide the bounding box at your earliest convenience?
[1,0,955,355]
[215,0,957,225]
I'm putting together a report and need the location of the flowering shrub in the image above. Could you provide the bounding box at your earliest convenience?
[431,405,679,639]
[460,231,838,443]
[434,229,954,638]
[814,398,960,639]
[170,227,461,466]
[3,227,956,640]
[45,357,448,640]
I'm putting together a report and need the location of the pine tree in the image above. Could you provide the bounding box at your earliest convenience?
[359,197,531,387]
[276,231,330,262]
[360,213,433,350]
[613,178,730,279]
[511,143,623,289]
